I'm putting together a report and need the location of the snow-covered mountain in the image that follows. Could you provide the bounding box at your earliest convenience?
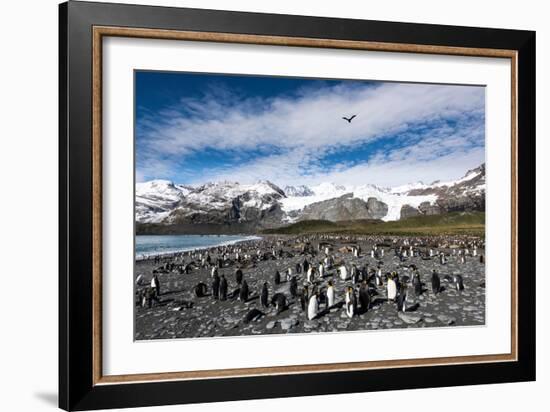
[136,164,485,231]
[279,182,437,222]
[135,180,192,223]
[136,180,286,227]
[390,164,485,195]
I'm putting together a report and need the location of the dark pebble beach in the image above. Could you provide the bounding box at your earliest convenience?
[134,234,485,340]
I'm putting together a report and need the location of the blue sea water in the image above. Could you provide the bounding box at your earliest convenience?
[135,235,261,258]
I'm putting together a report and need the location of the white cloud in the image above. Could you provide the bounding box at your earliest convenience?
[198,141,484,188]
[137,81,485,187]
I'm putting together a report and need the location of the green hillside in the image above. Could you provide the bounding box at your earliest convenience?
[262,212,485,237]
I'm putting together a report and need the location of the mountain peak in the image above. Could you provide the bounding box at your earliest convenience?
[465,163,485,177]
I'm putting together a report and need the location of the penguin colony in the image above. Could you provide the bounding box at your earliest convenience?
[135,234,486,340]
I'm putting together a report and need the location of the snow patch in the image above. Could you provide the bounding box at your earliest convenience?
[280,182,437,221]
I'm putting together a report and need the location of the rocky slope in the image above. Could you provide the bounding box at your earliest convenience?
[398,164,485,219]
[136,164,485,232]
[298,194,388,221]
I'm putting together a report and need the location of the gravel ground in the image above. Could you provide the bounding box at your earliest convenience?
[134,235,485,340]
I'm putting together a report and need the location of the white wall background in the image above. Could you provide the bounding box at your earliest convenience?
[0,0,546,411]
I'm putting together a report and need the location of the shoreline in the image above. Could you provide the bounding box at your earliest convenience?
[136,234,263,260]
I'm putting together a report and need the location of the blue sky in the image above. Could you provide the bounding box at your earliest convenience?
[135,71,485,187]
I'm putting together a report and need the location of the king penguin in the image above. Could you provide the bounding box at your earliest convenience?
[235,268,243,285]
[300,285,310,311]
[194,282,207,298]
[239,279,249,302]
[211,273,220,300]
[359,280,370,313]
[303,258,310,274]
[274,270,281,285]
[387,272,398,302]
[397,284,408,312]
[376,267,383,287]
[272,293,287,315]
[351,265,358,284]
[260,281,269,307]
[453,274,465,291]
[339,265,348,281]
[289,276,298,298]
[326,280,335,307]
[412,272,422,296]
[219,275,228,301]
[345,286,357,318]
[306,266,315,283]
[307,292,319,320]
[431,270,441,295]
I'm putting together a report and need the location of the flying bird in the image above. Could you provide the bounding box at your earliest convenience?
[342,114,357,123]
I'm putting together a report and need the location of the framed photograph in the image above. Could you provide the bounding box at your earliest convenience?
[59,1,535,410]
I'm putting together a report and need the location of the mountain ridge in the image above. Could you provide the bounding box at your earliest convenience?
[136,164,485,232]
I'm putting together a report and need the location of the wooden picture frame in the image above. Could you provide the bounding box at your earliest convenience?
[59,1,535,410]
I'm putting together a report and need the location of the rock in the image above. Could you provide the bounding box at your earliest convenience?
[424,317,436,324]
[398,312,423,324]
[299,194,388,221]
[281,318,298,330]
[304,320,318,329]
[366,197,389,219]
[266,321,276,330]
[400,204,421,219]
[449,304,460,310]
[406,164,485,214]
[418,201,441,215]
[437,315,456,325]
